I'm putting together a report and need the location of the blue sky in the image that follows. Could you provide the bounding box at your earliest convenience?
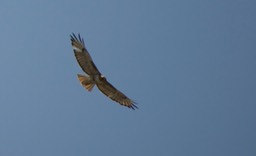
[0,0,256,156]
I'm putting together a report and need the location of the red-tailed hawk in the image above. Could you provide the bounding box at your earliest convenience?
[70,33,137,110]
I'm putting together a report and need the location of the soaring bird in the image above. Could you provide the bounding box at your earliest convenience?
[70,33,137,109]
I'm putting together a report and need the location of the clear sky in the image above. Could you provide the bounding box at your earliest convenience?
[0,0,255,156]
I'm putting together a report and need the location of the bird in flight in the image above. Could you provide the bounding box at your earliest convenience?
[70,33,138,109]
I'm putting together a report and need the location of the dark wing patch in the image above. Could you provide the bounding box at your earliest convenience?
[70,33,100,75]
[96,78,138,110]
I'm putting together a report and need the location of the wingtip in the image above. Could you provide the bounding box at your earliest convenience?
[70,33,76,42]
[70,33,85,45]
[129,101,138,110]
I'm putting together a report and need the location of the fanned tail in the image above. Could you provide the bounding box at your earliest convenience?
[77,74,95,91]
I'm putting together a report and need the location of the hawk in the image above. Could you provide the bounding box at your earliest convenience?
[70,33,137,109]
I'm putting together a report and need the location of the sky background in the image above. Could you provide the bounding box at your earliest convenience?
[0,0,256,156]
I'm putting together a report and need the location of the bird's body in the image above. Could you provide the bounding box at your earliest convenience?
[70,33,137,109]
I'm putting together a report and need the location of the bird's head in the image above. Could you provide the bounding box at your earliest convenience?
[99,74,106,81]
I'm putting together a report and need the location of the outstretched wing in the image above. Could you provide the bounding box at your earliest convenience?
[96,78,138,110]
[70,33,100,75]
